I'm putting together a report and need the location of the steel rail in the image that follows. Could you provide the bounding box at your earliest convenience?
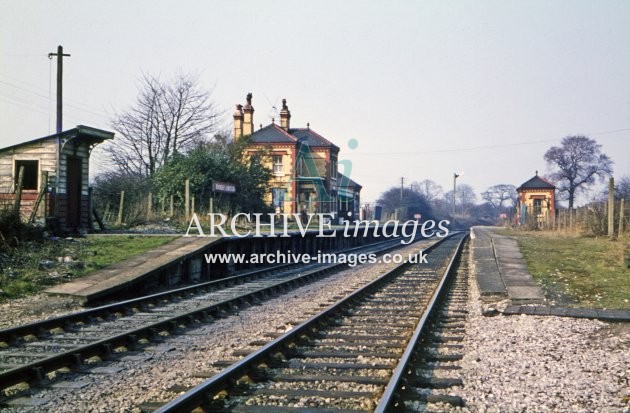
[374,232,468,412]
[0,236,403,346]
[0,262,344,391]
[153,232,464,413]
[0,236,422,392]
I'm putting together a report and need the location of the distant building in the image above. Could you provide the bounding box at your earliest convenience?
[0,126,114,233]
[233,94,361,219]
[338,172,362,221]
[516,171,556,227]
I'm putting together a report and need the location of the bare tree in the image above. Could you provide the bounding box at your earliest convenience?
[106,72,222,177]
[413,179,443,203]
[615,175,630,201]
[376,186,434,220]
[482,184,517,210]
[544,136,613,209]
[444,184,476,218]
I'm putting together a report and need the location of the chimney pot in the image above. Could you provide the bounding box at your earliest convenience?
[243,93,254,136]
[233,104,244,139]
[280,98,291,131]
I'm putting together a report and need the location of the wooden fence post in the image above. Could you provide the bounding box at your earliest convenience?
[87,186,94,230]
[147,192,153,219]
[117,190,125,226]
[563,209,568,232]
[608,177,615,238]
[185,179,190,220]
[619,199,625,237]
[29,171,48,223]
[169,195,174,217]
[13,166,24,217]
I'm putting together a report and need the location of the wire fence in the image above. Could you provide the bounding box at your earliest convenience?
[521,200,628,238]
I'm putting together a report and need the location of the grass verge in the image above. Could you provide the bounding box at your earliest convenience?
[0,235,178,301]
[498,229,630,310]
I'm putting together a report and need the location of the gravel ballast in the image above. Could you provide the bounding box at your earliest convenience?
[1,238,628,412]
[0,241,431,412]
[460,251,630,413]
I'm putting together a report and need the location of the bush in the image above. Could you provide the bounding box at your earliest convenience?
[0,208,43,247]
[92,172,154,226]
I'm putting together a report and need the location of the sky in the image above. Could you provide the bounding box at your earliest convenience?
[1,1,629,206]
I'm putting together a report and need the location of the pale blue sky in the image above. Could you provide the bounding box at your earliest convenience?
[1,1,629,205]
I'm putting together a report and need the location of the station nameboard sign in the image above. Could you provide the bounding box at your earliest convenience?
[212,181,236,193]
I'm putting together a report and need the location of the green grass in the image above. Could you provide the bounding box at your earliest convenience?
[499,229,630,309]
[0,235,177,300]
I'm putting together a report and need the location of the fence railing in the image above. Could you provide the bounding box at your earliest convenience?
[522,200,628,238]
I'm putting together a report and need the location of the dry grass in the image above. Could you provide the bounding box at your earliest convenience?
[499,229,630,309]
[0,235,177,301]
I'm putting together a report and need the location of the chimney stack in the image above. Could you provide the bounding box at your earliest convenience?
[280,98,291,131]
[243,93,254,136]
[233,104,243,139]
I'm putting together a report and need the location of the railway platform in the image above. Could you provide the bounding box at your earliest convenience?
[45,236,219,303]
[470,226,630,322]
[470,226,545,305]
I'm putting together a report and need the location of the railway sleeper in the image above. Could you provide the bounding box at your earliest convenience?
[284,360,394,370]
[297,350,399,359]
[269,372,389,385]
[422,353,463,362]
[430,335,464,343]
[414,363,462,371]
[228,406,366,413]
[396,390,465,407]
[320,333,404,342]
[309,340,403,349]
[404,376,463,388]
[249,387,374,400]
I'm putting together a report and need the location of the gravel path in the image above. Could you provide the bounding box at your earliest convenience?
[459,251,630,413]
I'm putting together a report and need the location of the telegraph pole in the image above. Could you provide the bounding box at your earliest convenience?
[453,173,460,219]
[400,177,404,200]
[48,45,71,134]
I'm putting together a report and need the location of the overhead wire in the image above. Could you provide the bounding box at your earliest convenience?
[353,128,630,156]
[0,74,112,121]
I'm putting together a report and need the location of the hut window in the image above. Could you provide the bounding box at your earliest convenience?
[14,160,39,190]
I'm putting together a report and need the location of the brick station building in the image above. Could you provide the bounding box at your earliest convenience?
[233,93,361,220]
[516,171,556,227]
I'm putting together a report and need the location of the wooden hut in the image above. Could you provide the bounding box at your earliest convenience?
[0,125,114,234]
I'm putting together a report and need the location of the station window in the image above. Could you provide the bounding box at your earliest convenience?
[273,155,283,175]
[330,158,337,180]
[14,160,39,190]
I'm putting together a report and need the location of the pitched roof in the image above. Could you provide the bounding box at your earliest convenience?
[248,124,296,144]
[248,124,339,150]
[290,128,339,150]
[0,125,114,153]
[517,174,555,191]
[338,172,362,190]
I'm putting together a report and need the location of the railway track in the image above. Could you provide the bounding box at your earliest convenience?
[0,236,429,401]
[154,232,468,412]
[377,241,470,412]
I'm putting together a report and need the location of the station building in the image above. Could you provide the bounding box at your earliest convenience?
[516,171,556,227]
[233,93,361,220]
[0,125,114,233]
